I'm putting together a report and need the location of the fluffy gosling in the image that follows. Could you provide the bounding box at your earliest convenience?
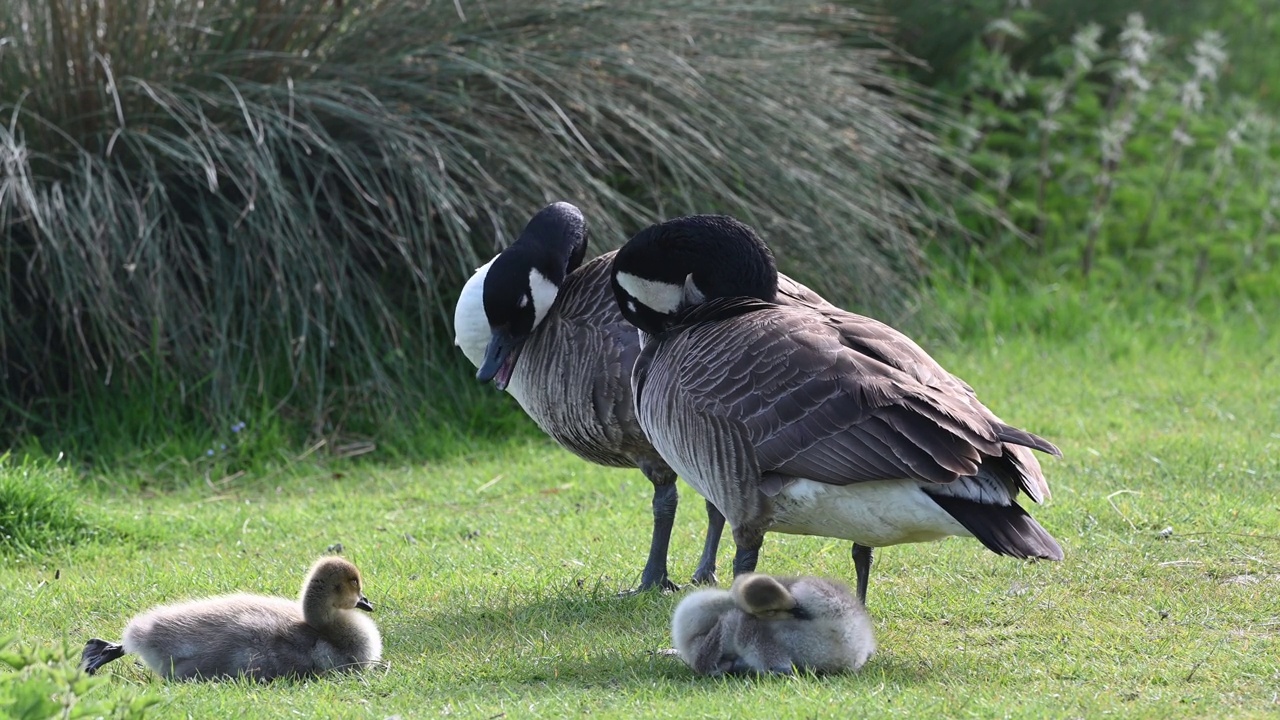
[671,573,874,676]
[81,556,381,682]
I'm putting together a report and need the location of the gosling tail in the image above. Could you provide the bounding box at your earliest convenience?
[81,638,126,675]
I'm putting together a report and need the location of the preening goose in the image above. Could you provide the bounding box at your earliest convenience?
[80,556,381,681]
[611,214,1064,604]
[671,573,875,675]
[453,202,723,591]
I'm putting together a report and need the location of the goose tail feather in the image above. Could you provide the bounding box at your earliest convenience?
[926,493,1064,561]
[993,423,1061,457]
[80,639,126,675]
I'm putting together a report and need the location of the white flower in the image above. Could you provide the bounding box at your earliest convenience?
[1226,118,1247,147]
[1179,80,1205,113]
[1000,70,1030,106]
[1189,31,1228,82]
[1045,84,1067,115]
[1119,14,1158,67]
[1099,115,1135,164]
[1213,118,1249,167]
[1071,23,1104,71]
[1116,65,1152,93]
[987,18,1026,40]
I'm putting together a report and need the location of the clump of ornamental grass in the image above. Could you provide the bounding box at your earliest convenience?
[0,0,958,450]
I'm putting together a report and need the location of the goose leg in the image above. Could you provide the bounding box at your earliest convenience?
[634,462,680,593]
[731,525,766,576]
[691,500,725,586]
[851,543,873,606]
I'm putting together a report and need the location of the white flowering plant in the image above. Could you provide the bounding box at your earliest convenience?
[946,7,1280,308]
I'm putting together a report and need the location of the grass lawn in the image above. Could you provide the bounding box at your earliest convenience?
[4,313,1278,719]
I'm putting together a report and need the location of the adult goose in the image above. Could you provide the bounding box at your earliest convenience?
[453,202,723,591]
[81,556,381,681]
[610,214,1064,604]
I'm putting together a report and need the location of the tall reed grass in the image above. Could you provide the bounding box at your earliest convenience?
[0,1,957,447]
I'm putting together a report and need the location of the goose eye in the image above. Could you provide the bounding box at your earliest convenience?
[517,294,530,309]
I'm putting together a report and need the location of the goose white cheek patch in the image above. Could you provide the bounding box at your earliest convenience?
[453,257,497,367]
[615,271,683,314]
[528,268,559,328]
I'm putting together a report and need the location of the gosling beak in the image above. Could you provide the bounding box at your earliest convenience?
[476,329,520,390]
[356,595,374,613]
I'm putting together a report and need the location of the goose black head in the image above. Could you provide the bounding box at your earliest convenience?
[611,214,778,336]
[456,202,588,390]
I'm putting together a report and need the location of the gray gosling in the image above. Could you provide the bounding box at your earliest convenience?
[671,573,874,676]
[80,556,381,682]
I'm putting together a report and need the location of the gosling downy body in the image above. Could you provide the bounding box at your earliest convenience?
[81,556,381,682]
[671,573,874,675]
[454,203,837,591]
[612,214,1063,604]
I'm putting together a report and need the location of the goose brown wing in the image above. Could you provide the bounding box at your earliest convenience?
[775,273,839,311]
[775,282,981,399]
[821,311,1059,452]
[771,286,1060,494]
[672,304,1016,487]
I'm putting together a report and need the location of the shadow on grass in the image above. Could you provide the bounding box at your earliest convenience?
[381,585,936,689]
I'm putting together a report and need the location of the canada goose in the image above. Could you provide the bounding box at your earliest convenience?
[611,214,1064,605]
[453,201,724,591]
[80,556,381,682]
[670,573,874,675]
[454,203,838,591]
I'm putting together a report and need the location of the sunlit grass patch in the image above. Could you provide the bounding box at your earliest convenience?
[0,454,97,557]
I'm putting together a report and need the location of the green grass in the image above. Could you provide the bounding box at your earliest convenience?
[0,454,97,558]
[3,314,1278,719]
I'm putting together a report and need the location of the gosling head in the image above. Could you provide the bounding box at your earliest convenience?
[731,574,798,620]
[611,214,778,336]
[471,202,588,390]
[303,556,373,613]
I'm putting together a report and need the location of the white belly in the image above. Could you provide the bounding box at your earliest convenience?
[769,479,972,547]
